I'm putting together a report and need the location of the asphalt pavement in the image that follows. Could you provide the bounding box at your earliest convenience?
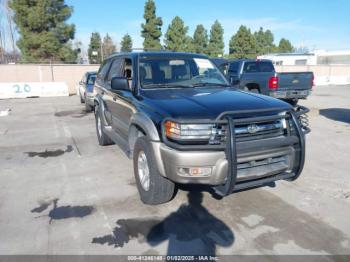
[0,85,349,256]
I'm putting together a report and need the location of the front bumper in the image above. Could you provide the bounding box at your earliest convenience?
[153,106,309,196]
[85,93,95,106]
[270,90,311,99]
[152,138,296,186]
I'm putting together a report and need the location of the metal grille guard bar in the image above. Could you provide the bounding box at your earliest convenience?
[161,106,310,196]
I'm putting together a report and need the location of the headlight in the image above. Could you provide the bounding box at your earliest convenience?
[164,121,214,141]
[278,111,287,129]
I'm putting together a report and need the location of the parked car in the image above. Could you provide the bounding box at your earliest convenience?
[213,59,314,106]
[93,51,310,205]
[78,71,97,112]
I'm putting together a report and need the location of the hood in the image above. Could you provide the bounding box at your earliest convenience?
[140,87,291,120]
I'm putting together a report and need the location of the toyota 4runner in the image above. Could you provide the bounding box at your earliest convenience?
[93,51,310,205]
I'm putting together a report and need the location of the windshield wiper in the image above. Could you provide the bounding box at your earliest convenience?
[191,82,231,88]
[142,83,190,89]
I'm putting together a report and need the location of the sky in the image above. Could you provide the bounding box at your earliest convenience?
[4,0,350,54]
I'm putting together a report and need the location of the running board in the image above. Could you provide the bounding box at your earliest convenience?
[104,126,132,158]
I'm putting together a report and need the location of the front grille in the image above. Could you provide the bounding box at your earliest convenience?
[209,119,287,145]
[236,154,290,182]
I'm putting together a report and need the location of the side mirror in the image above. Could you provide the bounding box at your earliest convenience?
[111,77,129,91]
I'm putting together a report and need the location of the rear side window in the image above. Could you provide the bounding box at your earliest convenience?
[228,62,239,74]
[259,62,274,72]
[243,61,274,73]
[243,62,259,73]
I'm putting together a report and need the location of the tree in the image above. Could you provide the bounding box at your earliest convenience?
[9,0,77,63]
[184,36,195,53]
[193,24,208,54]
[120,33,133,52]
[278,38,293,53]
[88,32,102,64]
[229,25,257,58]
[164,16,189,51]
[141,0,162,50]
[102,33,116,58]
[207,20,224,57]
[254,27,275,55]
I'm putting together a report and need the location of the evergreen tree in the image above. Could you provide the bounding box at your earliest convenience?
[88,32,102,64]
[229,25,257,58]
[193,24,208,54]
[9,0,77,63]
[278,38,293,53]
[102,34,116,58]
[141,0,162,50]
[164,16,189,51]
[184,36,195,53]
[207,20,224,57]
[120,34,133,52]
[254,27,275,55]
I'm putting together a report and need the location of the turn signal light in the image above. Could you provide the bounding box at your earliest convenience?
[164,121,180,139]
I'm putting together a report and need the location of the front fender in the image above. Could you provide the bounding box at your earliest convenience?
[129,112,160,141]
[94,95,108,124]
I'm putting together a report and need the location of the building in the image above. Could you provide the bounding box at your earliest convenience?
[258,50,350,66]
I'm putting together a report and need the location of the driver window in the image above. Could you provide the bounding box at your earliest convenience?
[123,58,133,89]
[107,58,123,83]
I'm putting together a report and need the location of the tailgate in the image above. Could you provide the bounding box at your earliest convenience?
[278,72,313,90]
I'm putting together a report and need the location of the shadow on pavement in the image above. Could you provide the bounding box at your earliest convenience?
[25,145,73,158]
[31,199,94,223]
[54,109,88,118]
[319,108,350,124]
[92,191,234,256]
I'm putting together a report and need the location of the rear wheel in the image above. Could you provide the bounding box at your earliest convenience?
[95,107,114,146]
[244,86,260,94]
[133,136,175,205]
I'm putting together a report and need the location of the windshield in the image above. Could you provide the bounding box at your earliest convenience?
[139,57,230,89]
[87,74,96,85]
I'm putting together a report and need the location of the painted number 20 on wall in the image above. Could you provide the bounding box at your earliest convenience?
[13,84,31,94]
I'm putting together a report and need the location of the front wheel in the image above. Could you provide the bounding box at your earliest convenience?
[133,136,175,205]
[95,107,114,146]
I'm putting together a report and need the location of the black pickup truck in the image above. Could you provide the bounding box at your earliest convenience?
[93,51,310,205]
[213,59,314,106]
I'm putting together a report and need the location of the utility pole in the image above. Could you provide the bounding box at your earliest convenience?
[100,41,104,62]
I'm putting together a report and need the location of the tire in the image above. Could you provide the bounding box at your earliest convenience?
[250,88,260,94]
[95,107,114,146]
[133,136,175,205]
[85,94,93,112]
[243,86,260,94]
[80,91,85,104]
